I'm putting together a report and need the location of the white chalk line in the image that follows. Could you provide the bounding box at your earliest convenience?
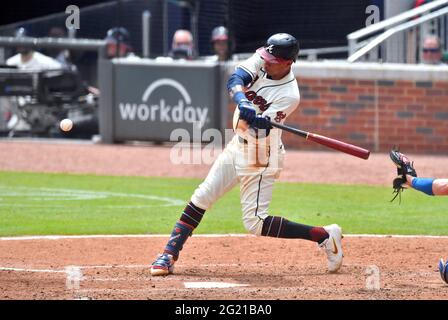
[0,263,275,274]
[2,233,448,241]
[184,282,249,289]
[73,287,298,294]
[79,264,149,269]
[79,277,245,282]
[78,263,263,268]
[0,185,184,207]
[74,288,232,294]
[0,234,253,241]
[1,264,441,297]
[0,262,438,277]
[69,285,428,294]
[0,267,65,273]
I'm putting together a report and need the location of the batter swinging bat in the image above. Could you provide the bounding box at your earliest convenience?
[270,121,370,160]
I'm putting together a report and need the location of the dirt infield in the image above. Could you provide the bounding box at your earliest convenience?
[1,235,448,300]
[1,139,448,300]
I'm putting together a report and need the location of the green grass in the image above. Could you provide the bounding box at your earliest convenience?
[0,171,446,236]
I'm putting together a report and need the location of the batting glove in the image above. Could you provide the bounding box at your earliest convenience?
[251,115,272,130]
[238,99,256,124]
[250,115,272,137]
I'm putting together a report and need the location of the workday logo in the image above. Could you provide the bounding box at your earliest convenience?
[118,78,209,128]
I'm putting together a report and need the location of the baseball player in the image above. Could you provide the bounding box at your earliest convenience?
[406,175,448,196]
[390,149,448,197]
[390,149,448,284]
[151,33,344,276]
[404,176,448,196]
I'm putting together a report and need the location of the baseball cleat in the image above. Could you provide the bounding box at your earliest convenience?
[151,253,175,276]
[319,224,343,273]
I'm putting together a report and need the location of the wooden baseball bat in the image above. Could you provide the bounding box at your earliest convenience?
[270,121,370,160]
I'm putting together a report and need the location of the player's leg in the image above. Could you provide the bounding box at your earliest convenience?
[239,173,329,241]
[239,172,343,272]
[151,146,239,276]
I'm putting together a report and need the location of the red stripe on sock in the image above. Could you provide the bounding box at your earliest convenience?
[310,227,329,243]
[177,220,195,230]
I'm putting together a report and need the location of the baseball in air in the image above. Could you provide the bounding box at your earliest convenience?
[60,118,73,132]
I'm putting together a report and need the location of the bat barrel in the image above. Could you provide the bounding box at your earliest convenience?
[307,134,370,159]
[270,121,370,160]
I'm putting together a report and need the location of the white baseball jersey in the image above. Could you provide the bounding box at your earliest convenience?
[191,51,300,236]
[233,52,300,137]
[233,52,300,159]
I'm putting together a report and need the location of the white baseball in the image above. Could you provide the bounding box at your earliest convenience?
[60,119,73,132]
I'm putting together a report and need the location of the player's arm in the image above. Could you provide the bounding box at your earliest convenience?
[227,68,256,125]
[227,67,252,104]
[405,176,448,196]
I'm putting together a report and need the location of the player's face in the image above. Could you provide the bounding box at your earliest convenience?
[213,40,228,60]
[263,60,292,80]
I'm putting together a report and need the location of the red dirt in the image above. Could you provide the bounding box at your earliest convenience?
[1,236,447,300]
[1,139,448,300]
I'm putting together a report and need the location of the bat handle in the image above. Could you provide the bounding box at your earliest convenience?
[270,121,308,139]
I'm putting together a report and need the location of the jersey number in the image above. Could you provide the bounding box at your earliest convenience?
[245,91,271,111]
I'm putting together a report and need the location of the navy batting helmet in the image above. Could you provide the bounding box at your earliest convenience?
[256,33,299,63]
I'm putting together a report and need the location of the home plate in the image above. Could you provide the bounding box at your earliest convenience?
[184,282,249,289]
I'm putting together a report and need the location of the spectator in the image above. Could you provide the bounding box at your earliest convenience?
[421,35,444,65]
[210,26,231,61]
[104,27,139,60]
[407,0,434,63]
[169,29,194,60]
[6,27,62,70]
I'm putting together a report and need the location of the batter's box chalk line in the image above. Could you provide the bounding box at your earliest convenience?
[0,264,253,291]
[2,234,448,241]
[183,282,249,288]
